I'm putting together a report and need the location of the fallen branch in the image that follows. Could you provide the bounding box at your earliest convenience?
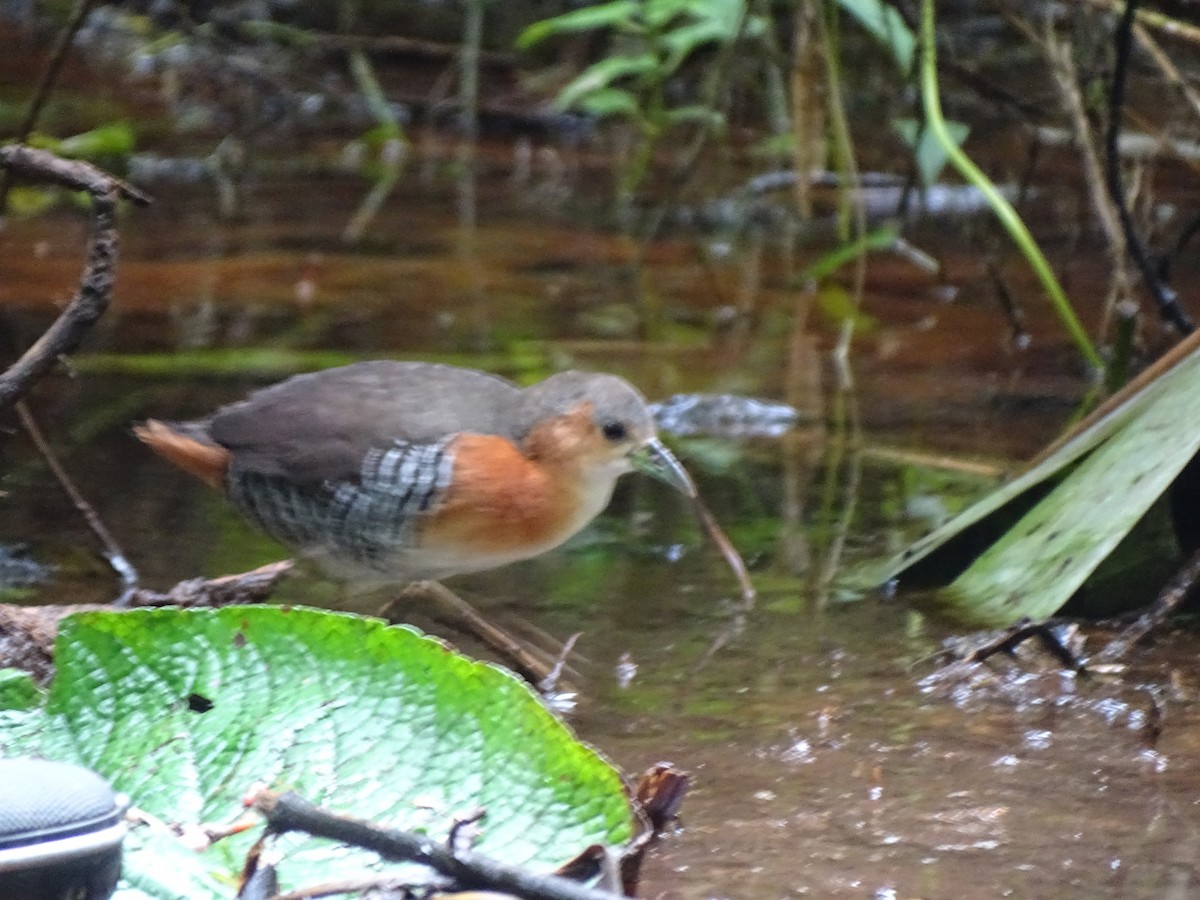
[129,560,295,608]
[957,619,1088,673]
[0,562,294,683]
[250,789,629,900]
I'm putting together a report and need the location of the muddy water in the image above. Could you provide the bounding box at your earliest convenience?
[3,146,1200,898]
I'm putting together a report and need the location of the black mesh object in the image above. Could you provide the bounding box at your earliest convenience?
[0,759,125,900]
[0,759,120,849]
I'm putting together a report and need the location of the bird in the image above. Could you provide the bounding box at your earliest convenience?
[134,361,696,586]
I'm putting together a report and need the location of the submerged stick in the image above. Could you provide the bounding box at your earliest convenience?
[643,438,755,604]
[16,402,139,596]
[690,496,755,605]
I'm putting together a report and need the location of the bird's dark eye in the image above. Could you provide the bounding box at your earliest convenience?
[601,420,628,442]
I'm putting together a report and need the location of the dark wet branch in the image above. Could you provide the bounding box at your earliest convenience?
[0,146,150,410]
[1158,210,1200,284]
[0,145,149,203]
[1105,0,1195,335]
[250,789,629,900]
[958,619,1087,674]
[1096,545,1200,662]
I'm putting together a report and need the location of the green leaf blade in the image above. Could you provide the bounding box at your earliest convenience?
[517,2,639,49]
[880,345,1200,626]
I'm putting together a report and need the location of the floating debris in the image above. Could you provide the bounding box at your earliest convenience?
[651,393,802,438]
[0,543,54,591]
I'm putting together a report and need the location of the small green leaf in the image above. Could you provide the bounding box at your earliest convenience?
[894,117,970,185]
[661,20,728,72]
[644,0,696,29]
[661,105,725,129]
[0,669,40,711]
[800,226,899,283]
[517,1,639,49]
[815,284,879,332]
[48,123,136,160]
[578,87,641,119]
[6,607,632,899]
[555,54,658,110]
[837,0,916,73]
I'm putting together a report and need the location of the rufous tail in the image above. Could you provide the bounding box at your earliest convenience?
[134,420,230,490]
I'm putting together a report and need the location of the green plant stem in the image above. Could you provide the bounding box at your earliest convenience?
[460,0,485,142]
[343,49,405,242]
[919,0,1103,373]
[821,1,857,244]
[349,50,404,142]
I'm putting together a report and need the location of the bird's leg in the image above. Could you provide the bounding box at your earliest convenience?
[377,581,564,691]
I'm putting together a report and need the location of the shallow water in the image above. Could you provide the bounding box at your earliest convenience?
[4,136,1200,899]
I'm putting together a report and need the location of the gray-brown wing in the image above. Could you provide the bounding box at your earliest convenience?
[227,436,456,577]
[206,361,520,484]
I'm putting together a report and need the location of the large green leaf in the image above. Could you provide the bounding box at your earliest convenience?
[0,607,632,899]
[875,341,1200,626]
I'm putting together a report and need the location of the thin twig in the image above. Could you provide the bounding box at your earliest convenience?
[265,875,412,900]
[251,789,628,900]
[1074,0,1200,46]
[15,402,138,593]
[1044,25,1132,339]
[539,632,582,696]
[959,620,1088,674]
[815,321,862,607]
[1105,0,1195,335]
[0,147,150,594]
[0,144,149,203]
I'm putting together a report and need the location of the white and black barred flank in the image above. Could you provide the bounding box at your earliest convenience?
[228,439,455,571]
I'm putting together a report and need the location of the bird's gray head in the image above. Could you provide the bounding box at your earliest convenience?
[514,371,695,496]
[514,371,656,447]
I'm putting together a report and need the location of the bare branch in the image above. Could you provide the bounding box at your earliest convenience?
[251,789,630,900]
